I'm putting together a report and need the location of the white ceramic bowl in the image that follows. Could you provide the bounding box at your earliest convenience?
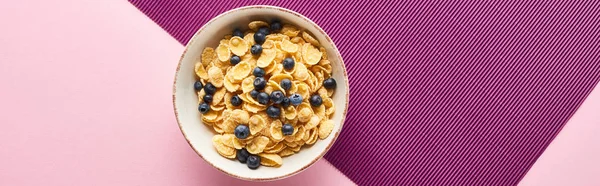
[173,5,348,181]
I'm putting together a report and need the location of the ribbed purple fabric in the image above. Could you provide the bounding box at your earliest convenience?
[128,0,600,185]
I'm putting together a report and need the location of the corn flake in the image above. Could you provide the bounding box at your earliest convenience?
[201,47,216,66]
[248,21,269,31]
[301,43,322,65]
[281,39,299,53]
[229,36,248,56]
[259,153,283,167]
[318,120,334,139]
[302,31,320,46]
[257,48,276,68]
[216,43,231,62]
[278,148,295,157]
[213,135,236,158]
[208,66,224,87]
[269,120,283,141]
[247,136,269,154]
[249,115,267,135]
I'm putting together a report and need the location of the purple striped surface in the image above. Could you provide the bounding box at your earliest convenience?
[129,0,600,185]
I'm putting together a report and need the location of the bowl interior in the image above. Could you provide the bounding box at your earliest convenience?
[174,6,348,180]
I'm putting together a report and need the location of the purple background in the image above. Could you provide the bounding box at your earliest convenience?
[129,0,600,185]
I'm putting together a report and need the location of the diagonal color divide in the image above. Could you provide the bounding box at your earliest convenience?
[128,0,600,185]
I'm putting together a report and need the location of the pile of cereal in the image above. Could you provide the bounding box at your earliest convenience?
[193,20,337,169]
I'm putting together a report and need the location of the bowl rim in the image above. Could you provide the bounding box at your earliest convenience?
[172,5,349,181]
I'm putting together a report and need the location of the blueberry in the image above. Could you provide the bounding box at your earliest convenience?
[194,81,203,90]
[282,123,294,136]
[254,32,266,44]
[283,57,295,70]
[257,92,270,105]
[281,97,290,107]
[237,148,250,163]
[198,103,210,114]
[266,106,281,118]
[270,20,282,32]
[280,79,292,90]
[253,77,266,90]
[250,90,259,99]
[203,94,213,103]
[233,28,244,38]
[247,155,261,169]
[204,83,217,95]
[234,125,250,139]
[289,94,303,106]
[258,26,270,35]
[231,95,242,106]
[253,67,265,77]
[251,44,262,55]
[310,94,322,107]
[323,78,337,90]
[270,91,285,104]
[230,55,241,65]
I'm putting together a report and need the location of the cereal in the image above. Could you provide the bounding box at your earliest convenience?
[313,104,326,118]
[213,135,236,159]
[293,63,309,81]
[257,48,276,68]
[262,40,275,49]
[319,47,328,60]
[281,24,300,37]
[243,102,266,113]
[306,128,318,145]
[231,109,250,124]
[318,120,334,139]
[221,134,236,148]
[269,74,293,83]
[248,21,269,31]
[195,19,338,169]
[295,126,306,141]
[212,123,223,133]
[302,31,320,47]
[232,137,244,149]
[241,76,255,93]
[195,62,208,80]
[249,115,267,135]
[264,142,285,154]
[267,80,286,94]
[295,83,310,101]
[223,76,240,92]
[284,106,297,120]
[211,104,225,111]
[278,148,295,157]
[216,43,230,62]
[258,153,283,167]
[208,66,224,87]
[281,39,299,53]
[290,36,304,44]
[305,115,320,130]
[229,36,248,56]
[211,88,226,106]
[201,47,216,66]
[231,61,251,81]
[297,102,313,123]
[202,110,220,122]
[247,136,269,154]
[301,43,322,65]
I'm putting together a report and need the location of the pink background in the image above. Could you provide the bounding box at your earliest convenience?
[0,1,353,185]
[0,0,597,185]
[520,85,600,186]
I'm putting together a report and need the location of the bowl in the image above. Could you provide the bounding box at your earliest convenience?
[172,5,349,181]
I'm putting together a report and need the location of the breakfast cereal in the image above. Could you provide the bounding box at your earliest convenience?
[193,19,338,169]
